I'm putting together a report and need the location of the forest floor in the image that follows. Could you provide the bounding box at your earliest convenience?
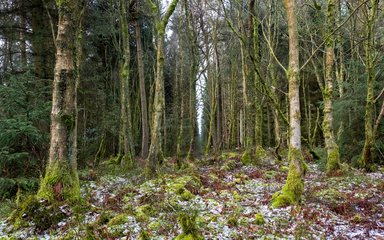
[0,150,384,239]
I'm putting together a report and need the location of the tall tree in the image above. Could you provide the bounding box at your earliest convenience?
[118,0,134,166]
[146,0,180,175]
[323,0,341,174]
[359,0,380,170]
[37,0,85,202]
[272,0,306,208]
[134,17,149,158]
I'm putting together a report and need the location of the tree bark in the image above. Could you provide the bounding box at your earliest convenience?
[323,0,340,174]
[37,0,84,203]
[359,0,379,170]
[119,0,134,166]
[146,0,180,175]
[272,0,305,208]
[134,19,149,159]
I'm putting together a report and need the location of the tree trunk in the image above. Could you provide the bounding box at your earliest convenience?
[134,19,149,159]
[146,0,180,176]
[323,0,340,174]
[185,0,198,160]
[272,0,305,208]
[119,0,134,167]
[37,0,83,203]
[359,0,379,170]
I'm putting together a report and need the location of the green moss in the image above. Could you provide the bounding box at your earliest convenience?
[97,211,114,225]
[175,212,203,240]
[221,152,239,159]
[271,147,305,208]
[139,230,151,240]
[351,213,363,223]
[10,195,66,231]
[108,213,128,226]
[136,204,153,222]
[227,215,238,226]
[233,191,241,202]
[241,151,252,165]
[254,213,265,225]
[265,170,277,179]
[37,161,80,203]
[279,166,289,172]
[326,147,341,174]
[148,220,161,231]
[315,188,344,203]
[180,189,194,201]
[255,146,267,159]
[221,160,237,171]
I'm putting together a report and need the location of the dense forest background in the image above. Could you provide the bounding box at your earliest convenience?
[1,0,383,187]
[0,0,383,238]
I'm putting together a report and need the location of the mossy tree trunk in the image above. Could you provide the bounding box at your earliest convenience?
[250,0,263,150]
[37,0,84,203]
[184,0,198,161]
[205,23,219,154]
[146,0,180,176]
[323,0,340,174]
[359,0,379,170]
[118,0,134,167]
[134,19,149,159]
[335,0,345,141]
[272,0,305,208]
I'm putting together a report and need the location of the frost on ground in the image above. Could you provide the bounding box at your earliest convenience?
[0,151,383,239]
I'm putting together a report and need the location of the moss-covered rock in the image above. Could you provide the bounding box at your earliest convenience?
[166,175,200,202]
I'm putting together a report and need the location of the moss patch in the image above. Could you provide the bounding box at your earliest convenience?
[255,146,267,159]
[241,151,252,165]
[37,160,80,203]
[254,212,265,225]
[326,147,341,174]
[10,195,66,231]
[108,213,128,226]
[175,212,203,240]
[271,147,305,208]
